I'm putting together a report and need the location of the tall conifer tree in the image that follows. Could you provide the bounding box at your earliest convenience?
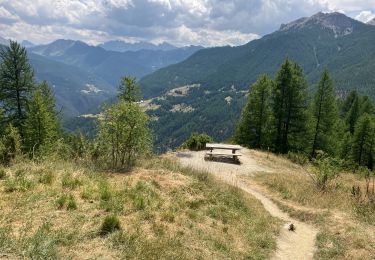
[351,114,375,170]
[273,59,309,153]
[0,41,34,136]
[310,70,338,157]
[235,75,272,149]
[24,81,60,154]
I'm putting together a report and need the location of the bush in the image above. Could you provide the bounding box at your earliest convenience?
[181,133,213,151]
[61,173,82,190]
[0,169,6,179]
[100,215,121,236]
[4,175,34,192]
[66,195,77,210]
[38,170,54,185]
[55,194,68,209]
[310,156,341,191]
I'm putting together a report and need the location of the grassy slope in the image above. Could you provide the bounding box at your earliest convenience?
[243,150,375,259]
[0,158,279,259]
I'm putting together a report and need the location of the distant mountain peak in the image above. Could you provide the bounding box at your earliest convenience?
[21,40,35,48]
[99,40,177,52]
[367,18,375,26]
[0,36,9,46]
[280,12,357,37]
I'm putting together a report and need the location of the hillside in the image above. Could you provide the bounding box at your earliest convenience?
[29,52,116,117]
[0,44,116,117]
[139,12,375,150]
[30,40,203,86]
[0,157,279,259]
[141,12,375,98]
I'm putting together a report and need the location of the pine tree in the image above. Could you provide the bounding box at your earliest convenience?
[359,96,374,115]
[351,114,375,170]
[24,81,60,155]
[235,74,272,149]
[346,95,360,134]
[341,90,358,116]
[273,59,309,153]
[310,70,339,157]
[118,76,141,103]
[0,41,34,136]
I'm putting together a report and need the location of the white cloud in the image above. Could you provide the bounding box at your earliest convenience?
[355,10,375,22]
[0,0,374,46]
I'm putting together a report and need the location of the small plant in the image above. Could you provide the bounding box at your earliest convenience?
[4,175,34,193]
[38,171,54,185]
[61,173,82,190]
[80,188,94,200]
[66,195,77,210]
[23,222,59,259]
[310,156,341,191]
[55,194,68,209]
[0,169,6,180]
[100,215,121,236]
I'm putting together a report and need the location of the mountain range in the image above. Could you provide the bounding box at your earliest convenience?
[98,40,177,52]
[29,40,202,86]
[0,38,203,117]
[139,12,375,150]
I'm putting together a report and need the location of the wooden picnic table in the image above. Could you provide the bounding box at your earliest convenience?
[205,143,242,162]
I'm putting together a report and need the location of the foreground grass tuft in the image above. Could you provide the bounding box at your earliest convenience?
[100,215,121,236]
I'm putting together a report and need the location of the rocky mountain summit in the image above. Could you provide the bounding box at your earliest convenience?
[279,12,359,37]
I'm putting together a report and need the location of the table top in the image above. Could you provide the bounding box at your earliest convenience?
[206,143,242,150]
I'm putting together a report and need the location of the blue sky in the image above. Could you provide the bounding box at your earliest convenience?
[0,0,374,46]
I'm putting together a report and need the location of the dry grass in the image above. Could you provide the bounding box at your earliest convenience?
[0,157,279,259]
[246,150,375,260]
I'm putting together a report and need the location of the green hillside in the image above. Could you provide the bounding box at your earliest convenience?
[139,12,375,150]
[141,13,375,99]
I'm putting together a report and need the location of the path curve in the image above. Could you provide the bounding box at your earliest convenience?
[176,149,318,260]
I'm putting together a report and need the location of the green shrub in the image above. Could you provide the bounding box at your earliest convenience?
[23,222,59,259]
[181,133,213,151]
[0,169,6,180]
[100,215,121,236]
[311,156,341,190]
[66,195,77,210]
[38,171,54,185]
[4,175,34,192]
[55,194,68,209]
[61,173,82,190]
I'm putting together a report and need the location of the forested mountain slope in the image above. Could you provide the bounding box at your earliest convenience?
[140,12,375,99]
[139,12,375,151]
[0,44,115,117]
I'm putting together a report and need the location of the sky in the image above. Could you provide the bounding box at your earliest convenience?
[0,0,374,47]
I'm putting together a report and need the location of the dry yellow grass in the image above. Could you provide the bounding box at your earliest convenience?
[0,158,279,259]
[243,150,375,260]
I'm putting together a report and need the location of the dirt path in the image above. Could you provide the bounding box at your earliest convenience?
[176,149,318,260]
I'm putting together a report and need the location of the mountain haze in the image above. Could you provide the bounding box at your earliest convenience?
[30,40,203,86]
[99,40,176,52]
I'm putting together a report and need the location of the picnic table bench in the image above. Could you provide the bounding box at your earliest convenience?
[205,143,242,162]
